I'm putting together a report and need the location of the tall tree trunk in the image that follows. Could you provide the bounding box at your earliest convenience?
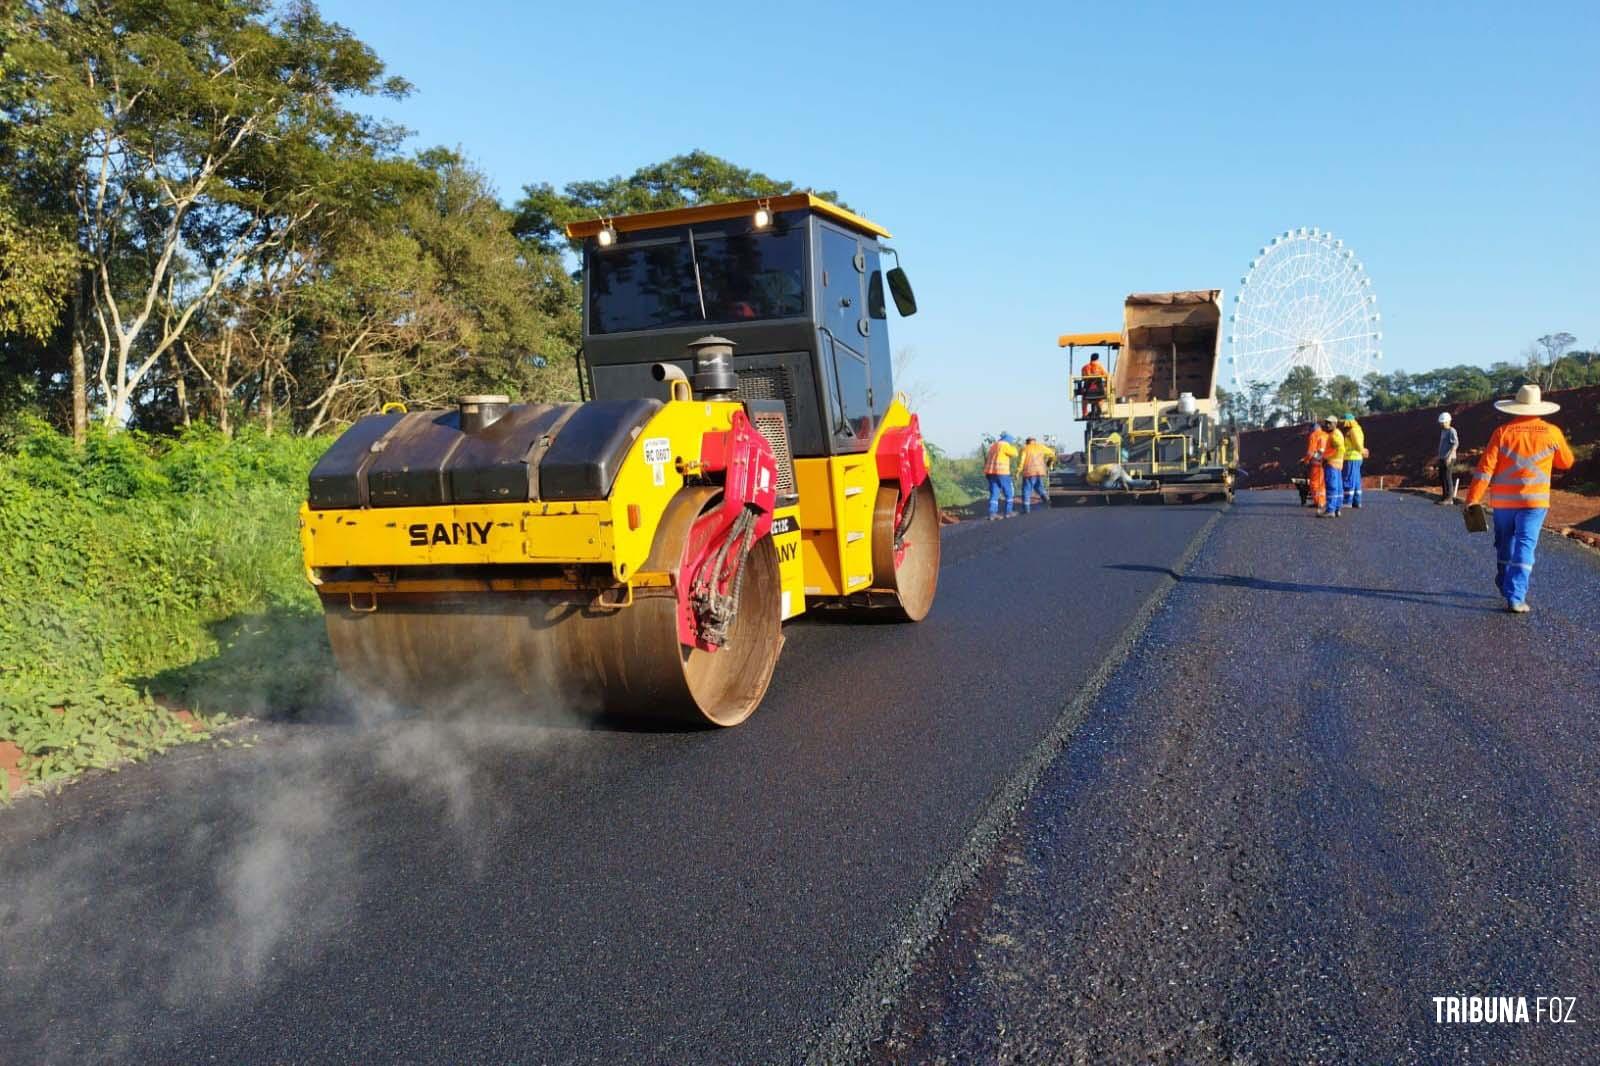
[262,361,276,436]
[171,348,191,427]
[69,278,89,444]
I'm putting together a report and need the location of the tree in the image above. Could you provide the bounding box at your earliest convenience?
[1245,380,1274,427]
[514,150,847,252]
[1529,331,1577,390]
[0,195,76,344]
[1325,374,1362,415]
[1,0,412,432]
[1274,365,1322,423]
[294,151,579,434]
[1216,385,1238,429]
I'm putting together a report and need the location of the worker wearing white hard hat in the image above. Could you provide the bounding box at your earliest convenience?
[1436,411,1459,504]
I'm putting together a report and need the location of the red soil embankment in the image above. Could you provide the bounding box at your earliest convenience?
[1239,385,1600,546]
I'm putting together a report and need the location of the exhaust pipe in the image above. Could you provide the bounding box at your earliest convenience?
[651,362,692,402]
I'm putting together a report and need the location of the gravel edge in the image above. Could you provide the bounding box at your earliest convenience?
[802,505,1228,1065]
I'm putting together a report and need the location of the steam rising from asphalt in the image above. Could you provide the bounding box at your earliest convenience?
[0,662,592,1064]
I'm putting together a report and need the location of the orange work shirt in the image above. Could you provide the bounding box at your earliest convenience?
[1306,426,1330,464]
[1465,417,1574,509]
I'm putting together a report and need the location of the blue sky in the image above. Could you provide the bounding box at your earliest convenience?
[320,0,1599,453]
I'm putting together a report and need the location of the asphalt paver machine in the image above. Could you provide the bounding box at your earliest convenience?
[1052,290,1237,503]
[299,195,940,726]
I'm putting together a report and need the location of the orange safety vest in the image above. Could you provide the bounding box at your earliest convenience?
[984,439,1018,476]
[1018,443,1054,477]
[1465,417,1574,509]
[1081,361,1108,378]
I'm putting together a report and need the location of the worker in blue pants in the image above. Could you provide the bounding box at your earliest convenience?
[983,433,1019,520]
[1339,413,1368,508]
[1493,508,1546,608]
[1465,384,1575,612]
[1320,416,1345,517]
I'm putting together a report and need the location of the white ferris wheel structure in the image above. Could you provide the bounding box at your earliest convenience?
[1228,227,1382,392]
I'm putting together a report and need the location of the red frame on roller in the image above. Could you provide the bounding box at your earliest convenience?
[676,410,779,650]
[874,414,930,568]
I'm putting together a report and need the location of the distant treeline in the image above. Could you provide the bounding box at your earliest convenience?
[0,1,843,446]
[1219,342,1600,431]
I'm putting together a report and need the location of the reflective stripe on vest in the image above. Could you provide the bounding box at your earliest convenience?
[1490,446,1556,487]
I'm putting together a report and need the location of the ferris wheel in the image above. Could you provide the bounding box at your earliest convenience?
[1228,227,1382,391]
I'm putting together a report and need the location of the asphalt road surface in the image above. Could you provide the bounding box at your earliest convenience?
[1,499,1222,1065]
[876,489,1600,1064]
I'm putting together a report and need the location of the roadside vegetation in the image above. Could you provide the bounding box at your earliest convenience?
[0,423,332,796]
[927,444,986,508]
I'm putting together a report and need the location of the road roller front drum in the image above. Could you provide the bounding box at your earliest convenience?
[869,480,941,621]
[323,488,784,728]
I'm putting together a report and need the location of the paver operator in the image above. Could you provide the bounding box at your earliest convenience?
[1339,413,1368,509]
[1464,385,1574,614]
[1017,436,1056,513]
[985,433,1020,520]
[1080,352,1109,418]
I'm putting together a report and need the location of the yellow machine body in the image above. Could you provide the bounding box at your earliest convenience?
[300,394,922,616]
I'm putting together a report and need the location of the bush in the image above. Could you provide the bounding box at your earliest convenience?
[927,445,986,507]
[0,423,334,796]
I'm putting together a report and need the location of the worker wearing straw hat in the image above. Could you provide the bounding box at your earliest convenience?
[1463,385,1575,613]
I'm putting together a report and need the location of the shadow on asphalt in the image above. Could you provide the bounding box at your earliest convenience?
[1104,563,1494,612]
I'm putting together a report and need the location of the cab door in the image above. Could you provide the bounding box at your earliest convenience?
[817,225,875,452]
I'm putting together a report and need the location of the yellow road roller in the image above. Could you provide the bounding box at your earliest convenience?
[299,194,939,726]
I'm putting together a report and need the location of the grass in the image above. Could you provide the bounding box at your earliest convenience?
[0,422,334,797]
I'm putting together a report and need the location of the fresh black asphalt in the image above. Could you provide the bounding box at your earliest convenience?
[875,489,1600,1064]
[0,499,1220,1064]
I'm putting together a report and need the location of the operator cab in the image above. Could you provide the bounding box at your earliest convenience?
[568,195,917,460]
[1059,332,1122,421]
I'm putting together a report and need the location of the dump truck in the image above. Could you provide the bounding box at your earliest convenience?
[298,194,939,727]
[1052,290,1236,502]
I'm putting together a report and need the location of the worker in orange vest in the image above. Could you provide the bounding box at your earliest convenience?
[984,433,1020,520]
[1464,385,1575,613]
[1080,352,1109,418]
[1304,420,1330,514]
[1017,436,1056,513]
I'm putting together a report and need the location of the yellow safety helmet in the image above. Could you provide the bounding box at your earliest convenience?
[1106,432,1122,444]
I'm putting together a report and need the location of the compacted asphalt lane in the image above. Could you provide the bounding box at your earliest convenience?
[0,499,1221,1064]
[876,489,1600,1065]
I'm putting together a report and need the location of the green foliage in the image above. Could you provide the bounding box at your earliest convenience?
[515,149,849,252]
[295,150,580,431]
[1234,349,1600,429]
[925,443,986,507]
[0,197,77,342]
[0,424,333,794]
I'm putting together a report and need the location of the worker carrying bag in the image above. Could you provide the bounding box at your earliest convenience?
[1463,502,1490,533]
